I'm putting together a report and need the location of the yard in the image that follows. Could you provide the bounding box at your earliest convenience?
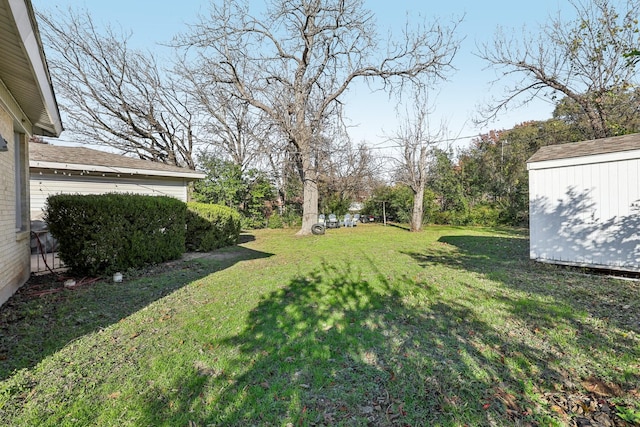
[0,225,639,426]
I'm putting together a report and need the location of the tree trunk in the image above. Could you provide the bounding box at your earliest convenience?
[295,145,319,235]
[297,169,319,236]
[410,185,425,232]
[584,105,608,139]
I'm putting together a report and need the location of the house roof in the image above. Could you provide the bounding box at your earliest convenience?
[30,142,206,179]
[527,133,640,164]
[0,0,62,136]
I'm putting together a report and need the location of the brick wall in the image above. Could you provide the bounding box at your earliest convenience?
[0,106,30,306]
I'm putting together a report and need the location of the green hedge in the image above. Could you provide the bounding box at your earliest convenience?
[45,193,186,276]
[186,202,242,251]
[430,204,504,227]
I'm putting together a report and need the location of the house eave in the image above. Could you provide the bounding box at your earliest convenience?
[5,0,62,136]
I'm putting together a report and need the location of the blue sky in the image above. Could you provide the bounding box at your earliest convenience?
[33,0,569,152]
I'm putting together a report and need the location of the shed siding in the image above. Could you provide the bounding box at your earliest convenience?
[529,156,640,271]
[0,107,30,306]
[30,173,189,219]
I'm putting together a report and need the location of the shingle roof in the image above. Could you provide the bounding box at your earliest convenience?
[527,133,640,163]
[29,142,204,178]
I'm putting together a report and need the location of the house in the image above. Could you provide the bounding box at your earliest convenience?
[29,142,206,220]
[0,0,63,306]
[527,133,640,272]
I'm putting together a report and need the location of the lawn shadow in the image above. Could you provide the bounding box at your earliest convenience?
[0,241,272,380]
[136,258,602,425]
[408,234,640,335]
[403,234,640,421]
[237,233,257,244]
[387,223,410,231]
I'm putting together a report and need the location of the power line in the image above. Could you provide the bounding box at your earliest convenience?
[366,133,481,151]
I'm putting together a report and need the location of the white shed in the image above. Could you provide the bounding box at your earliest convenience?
[29,142,206,220]
[527,133,640,272]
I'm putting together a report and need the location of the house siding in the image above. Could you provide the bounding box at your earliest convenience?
[529,152,640,271]
[0,106,30,306]
[30,173,190,220]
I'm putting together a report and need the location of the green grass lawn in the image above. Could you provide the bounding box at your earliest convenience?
[1,225,639,426]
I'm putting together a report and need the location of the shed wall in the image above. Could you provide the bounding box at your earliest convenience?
[529,156,640,271]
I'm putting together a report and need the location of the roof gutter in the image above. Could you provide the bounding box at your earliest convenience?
[30,160,206,179]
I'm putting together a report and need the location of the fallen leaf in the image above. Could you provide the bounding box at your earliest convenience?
[494,387,520,411]
[581,376,623,397]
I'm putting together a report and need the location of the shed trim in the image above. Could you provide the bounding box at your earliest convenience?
[527,148,640,170]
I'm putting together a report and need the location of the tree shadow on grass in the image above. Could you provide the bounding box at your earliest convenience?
[408,234,640,336]
[133,258,607,426]
[403,234,640,423]
[0,243,272,381]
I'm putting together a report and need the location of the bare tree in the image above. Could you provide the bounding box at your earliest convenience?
[391,92,443,232]
[179,63,270,171]
[37,8,199,168]
[178,0,460,235]
[478,0,640,139]
[317,120,381,211]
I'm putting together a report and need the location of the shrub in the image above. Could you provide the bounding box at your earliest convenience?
[467,204,502,226]
[267,213,285,229]
[45,193,186,276]
[186,202,242,251]
[281,209,302,228]
[429,209,470,226]
[429,204,503,227]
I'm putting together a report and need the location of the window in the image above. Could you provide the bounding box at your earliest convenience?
[15,133,27,232]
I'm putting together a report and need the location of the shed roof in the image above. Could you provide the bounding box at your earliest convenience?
[527,133,640,164]
[30,142,206,179]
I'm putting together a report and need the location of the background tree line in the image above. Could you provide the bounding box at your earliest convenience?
[36,0,640,231]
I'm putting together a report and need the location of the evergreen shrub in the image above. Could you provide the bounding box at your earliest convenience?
[44,193,186,276]
[186,202,242,251]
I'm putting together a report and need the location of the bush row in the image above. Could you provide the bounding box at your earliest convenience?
[45,194,240,276]
[185,202,242,251]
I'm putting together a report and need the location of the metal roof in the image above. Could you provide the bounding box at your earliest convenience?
[527,133,640,164]
[30,142,206,179]
[0,0,62,136]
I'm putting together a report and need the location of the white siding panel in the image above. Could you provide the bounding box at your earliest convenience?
[630,160,640,206]
[529,155,640,271]
[30,173,188,219]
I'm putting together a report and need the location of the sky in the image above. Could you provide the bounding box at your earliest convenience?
[32,0,569,154]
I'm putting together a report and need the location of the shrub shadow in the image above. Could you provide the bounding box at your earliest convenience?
[0,242,272,380]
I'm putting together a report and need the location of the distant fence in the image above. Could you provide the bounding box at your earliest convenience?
[30,228,64,274]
